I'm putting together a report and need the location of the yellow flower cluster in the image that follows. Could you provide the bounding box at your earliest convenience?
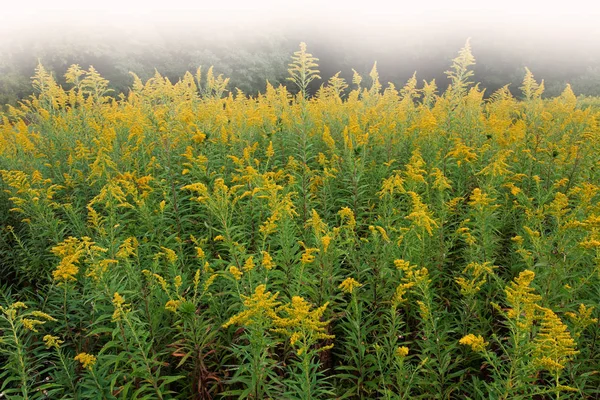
[338,277,362,294]
[222,285,281,328]
[395,346,409,358]
[229,265,243,280]
[504,270,542,329]
[459,334,488,352]
[533,308,579,372]
[43,335,64,349]
[455,262,497,296]
[74,352,97,370]
[273,296,334,356]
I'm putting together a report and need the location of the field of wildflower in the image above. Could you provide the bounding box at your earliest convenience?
[1,41,599,399]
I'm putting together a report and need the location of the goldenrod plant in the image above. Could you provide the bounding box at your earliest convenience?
[1,41,599,398]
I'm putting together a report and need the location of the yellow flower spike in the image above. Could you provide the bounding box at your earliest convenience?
[266,141,275,158]
[338,277,362,294]
[111,292,130,321]
[261,251,275,270]
[30,311,57,321]
[533,307,579,373]
[160,247,178,264]
[338,207,356,229]
[222,285,280,329]
[459,334,488,352]
[320,235,331,253]
[243,256,255,272]
[165,299,182,312]
[394,259,411,271]
[74,352,97,370]
[202,274,218,294]
[43,335,64,349]
[174,275,183,290]
[468,188,498,210]
[300,248,319,264]
[21,318,45,332]
[229,266,243,280]
[395,346,409,358]
[405,191,438,236]
[565,304,597,336]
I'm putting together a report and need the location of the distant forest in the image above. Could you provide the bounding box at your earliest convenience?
[2,25,600,105]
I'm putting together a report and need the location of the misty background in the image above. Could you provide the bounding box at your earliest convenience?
[1,1,600,105]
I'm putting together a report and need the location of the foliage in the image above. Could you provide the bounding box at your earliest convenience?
[1,41,599,399]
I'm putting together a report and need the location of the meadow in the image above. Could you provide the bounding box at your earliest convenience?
[0,41,599,399]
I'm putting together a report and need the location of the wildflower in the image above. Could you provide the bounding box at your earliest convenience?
[394,259,411,271]
[392,282,414,305]
[266,141,275,158]
[160,247,178,264]
[459,334,488,352]
[395,346,409,358]
[338,277,362,294]
[261,251,275,270]
[431,168,452,190]
[290,331,302,346]
[21,318,44,332]
[378,173,405,198]
[222,285,280,328]
[405,191,438,236]
[455,262,497,296]
[306,209,327,236]
[174,275,183,291]
[321,235,331,252]
[74,353,97,370]
[43,335,64,349]
[112,292,129,321]
[338,207,356,229]
[533,308,579,372]
[477,150,512,177]
[202,274,218,294]
[30,311,57,321]
[322,126,335,149]
[405,149,427,185]
[468,188,497,210]
[52,259,79,283]
[165,299,182,312]
[229,266,243,280]
[272,296,334,356]
[565,304,597,337]
[300,247,319,264]
[505,270,541,329]
[116,237,138,259]
[446,139,477,166]
[243,256,255,272]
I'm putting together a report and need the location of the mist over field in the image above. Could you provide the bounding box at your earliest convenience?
[2,1,600,104]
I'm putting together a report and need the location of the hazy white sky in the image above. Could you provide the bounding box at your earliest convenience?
[2,0,599,48]
[5,0,600,27]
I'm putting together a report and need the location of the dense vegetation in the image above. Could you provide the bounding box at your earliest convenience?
[3,29,600,107]
[1,41,599,399]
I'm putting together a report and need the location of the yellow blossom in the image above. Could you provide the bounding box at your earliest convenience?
[338,277,362,294]
[43,335,64,349]
[459,334,488,352]
[243,256,255,272]
[261,251,275,270]
[395,346,409,358]
[165,299,182,312]
[229,265,243,280]
[74,353,97,370]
